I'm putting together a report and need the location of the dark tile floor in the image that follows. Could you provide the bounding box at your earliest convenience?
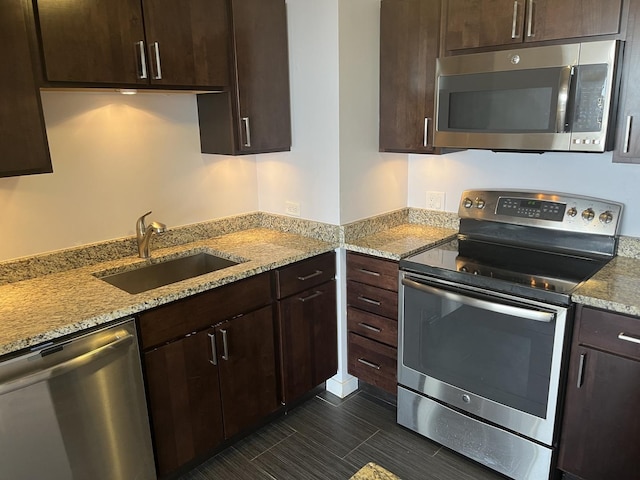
[179,389,507,480]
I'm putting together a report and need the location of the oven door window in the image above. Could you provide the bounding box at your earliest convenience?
[402,282,555,418]
[437,67,565,134]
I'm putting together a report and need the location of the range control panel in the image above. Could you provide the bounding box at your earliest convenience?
[458,190,623,236]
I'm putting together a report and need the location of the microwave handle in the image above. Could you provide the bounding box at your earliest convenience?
[556,66,574,133]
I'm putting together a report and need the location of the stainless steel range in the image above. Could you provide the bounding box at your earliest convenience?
[397,190,623,480]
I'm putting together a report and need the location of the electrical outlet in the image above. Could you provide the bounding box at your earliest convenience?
[426,191,445,211]
[285,201,301,217]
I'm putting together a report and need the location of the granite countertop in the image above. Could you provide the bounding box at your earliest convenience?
[0,228,337,357]
[573,255,640,316]
[344,223,457,260]
[350,462,400,480]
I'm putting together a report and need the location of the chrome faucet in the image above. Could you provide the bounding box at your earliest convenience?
[136,211,166,258]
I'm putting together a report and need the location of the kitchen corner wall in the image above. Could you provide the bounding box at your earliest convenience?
[408,149,640,237]
[0,91,258,261]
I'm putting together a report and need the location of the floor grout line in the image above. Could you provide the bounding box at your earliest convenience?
[340,429,381,460]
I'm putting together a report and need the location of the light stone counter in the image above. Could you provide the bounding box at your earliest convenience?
[0,228,337,357]
[350,462,400,480]
[344,223,457,260]
[572,255,640,316]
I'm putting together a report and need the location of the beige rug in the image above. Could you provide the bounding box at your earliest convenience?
[350,462,400,480]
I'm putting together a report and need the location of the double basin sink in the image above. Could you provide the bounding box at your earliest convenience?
[97,252,241,294]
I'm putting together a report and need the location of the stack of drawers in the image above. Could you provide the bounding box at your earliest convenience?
[346,252,399,395]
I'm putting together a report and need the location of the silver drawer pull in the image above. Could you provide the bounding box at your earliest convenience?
[618,332,640,345]
[242,117,251,147]
[298,291,323,303]
[151,41,162,79]
[357,358,381,370]
[220,329,229,360]
[358,322,382,333]
[358,268,381,277]
[136,40,147,79]
[298,270,323,281]
[358,296,381,306]
[207,332,217,366]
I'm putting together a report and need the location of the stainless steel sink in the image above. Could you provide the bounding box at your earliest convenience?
[98,252,240,294]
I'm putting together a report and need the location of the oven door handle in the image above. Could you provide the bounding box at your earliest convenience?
[402,278,555,323]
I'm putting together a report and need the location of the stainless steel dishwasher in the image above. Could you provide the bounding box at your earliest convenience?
[0,318,156,480]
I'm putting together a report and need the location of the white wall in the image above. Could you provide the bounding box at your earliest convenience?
[256,0,341,225]
[338,0,408,224]
[408,149,640,235]
[0,91,258,261]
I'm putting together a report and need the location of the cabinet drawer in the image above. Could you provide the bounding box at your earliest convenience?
[347,280,398,319]
[275,252,335,299]
[348,332,397,395]
[347,307,397,347]
[347,252,398,291]
[579,307,640,361]
[138,273,272,350]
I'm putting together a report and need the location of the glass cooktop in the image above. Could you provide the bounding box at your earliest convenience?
[400,237,611,305]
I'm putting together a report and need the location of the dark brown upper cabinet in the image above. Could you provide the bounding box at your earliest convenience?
[444,0,623,53]
[379,0,441,153]
[34,0,229,88]
[0,0,52,178]
[197,0,291,155]
[613,0,640,163]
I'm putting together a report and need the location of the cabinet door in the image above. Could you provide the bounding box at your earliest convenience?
[379,0,441,153]
[215,306,279,439]
[141,0,229,87]
[144,329,224,477]
[230,0,291,153]
[524,0,622,43]
[35,0,146,84]
[558,346,640,479]
[444,0,524,51]
[614,0,640,163]
[278,281,338,404]
[0,0,52,177]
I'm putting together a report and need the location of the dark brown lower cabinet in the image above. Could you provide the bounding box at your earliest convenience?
[558,306,640,479]
[144,329,224,476]
[215,306,279,438]
[277,281,338,403]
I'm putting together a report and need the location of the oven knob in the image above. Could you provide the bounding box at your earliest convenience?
[567,207,577,217]
[582,208,595,221]
[460,266,468,272]
[475,198,486,209]
[463,197,473,208]
[599,210,614,224]
[473,269,480,275]
[462,394,471,403]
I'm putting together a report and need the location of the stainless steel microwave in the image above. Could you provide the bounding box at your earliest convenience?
[434,40,621,152]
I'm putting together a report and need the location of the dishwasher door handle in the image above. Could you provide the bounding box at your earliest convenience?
[0,333,133,396]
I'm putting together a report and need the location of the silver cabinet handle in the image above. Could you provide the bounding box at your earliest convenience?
[207,332,217,366]
[151,41,162,80]
[357,358,381,370]
[297,270,323,281]
[357,296,381,306]
[220,329,229,360]
[242,117,252,147]
[402,277,555,323]
[526,0,535,38]
[298,291,324,302]
[423,117,430,147]
[576,353,586,388]
[511,1,520,39]
[358,322,382,333]
[358,268,380,277]
[618,332,640,345]
[623,115,632,153]
[136,41,147,79]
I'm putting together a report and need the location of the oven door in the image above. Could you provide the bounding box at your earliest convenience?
[398,273,570,445]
